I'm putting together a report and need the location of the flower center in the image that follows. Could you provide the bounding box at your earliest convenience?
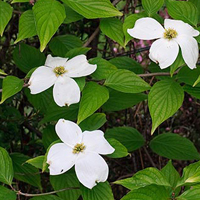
[53,66,67,77]
[163,28,178,40]
[72,143,85,154]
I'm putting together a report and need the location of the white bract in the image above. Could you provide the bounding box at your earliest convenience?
[127,17,199,69]
[28,55,97,107]
[47,119,115,189]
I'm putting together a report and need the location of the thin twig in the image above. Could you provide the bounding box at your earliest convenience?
[16,187,79,197]
[143,147,157,168]
[138,70,179,77]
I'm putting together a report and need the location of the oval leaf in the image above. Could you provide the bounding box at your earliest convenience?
[148,80,184,134]
[33,0,66,52]
[15,10,37,43]
[0,186,16,200]
[150,133,200,160]
[0,147,13,185]
[104,69,150,93]
[0,76,24,104]
[100,18,124,46]
[105,127,145,152]
[61,0,122,19]
[77,82,109,124]
[142,0,164,16]
[0,1,13,36]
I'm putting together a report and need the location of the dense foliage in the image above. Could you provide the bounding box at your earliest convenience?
[1,0,200,199]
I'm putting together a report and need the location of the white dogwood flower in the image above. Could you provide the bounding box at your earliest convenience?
[28,55,97,107]
[47,119,115,189]
[127,17,199,69]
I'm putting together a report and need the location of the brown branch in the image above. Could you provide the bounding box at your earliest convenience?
[15,187,79,197]
[143,147,157,168]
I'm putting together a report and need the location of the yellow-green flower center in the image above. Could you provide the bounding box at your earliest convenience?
[164,28,178,40]
[54,66,67,76]
[73,143,85,154]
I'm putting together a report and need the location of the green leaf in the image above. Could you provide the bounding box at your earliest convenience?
[100,18,124,46]
[109,56,144,74]
[15,10,37,43]
[161,160,180,188]
[170,51,185,76]
[177,161,200,187]
[77,82,109,124]
[79,113,107,131]
[142,0,164,16]
[105,127,145,152]
[33,0,66,52]
[150,133,200,160]
[148,80,184,134]
[49,35,83,57]
[177,188,200,200]
[166,0,198,26]
[183,85,200,99]
[65,47,91,59]
[0,186,16,200]
[0,76,24,104]
[42,125,59,149]
[89,58,117,80]
[26,156,45,170]
[0,69,7,75]
[177,66,200,87]
[25,87,54,114]
[0,1,13,36]
[74,77,85,91]
[81,181,114,200]
[115,167,170,190]
[193,75,200,87]
[102,89,147,112]
[13,43,45,73]
[121,185,170,200]
[30,196,63,200]
[104,69,150,93]
[50,170,81,200]
[107,138,128,158]
[189,0,200,22]
[123,12,147,45]
[0,147,13,185]
[64,4,83,24]
[10,153,42,189]
[40,103,78,124]
[61,0,122,19]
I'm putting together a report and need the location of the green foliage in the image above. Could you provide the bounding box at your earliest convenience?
[26,156,45,170]
[0,186,16,200]
[102,89,147,112]
[109,56,144,74]
[105,127,145,152]
[61,0,122,19]
[107,138,129,158]
[104,69,151,93]
[49,35,83,57]
[77,82,109,124]
[79,113,107,131]
[15,10,37,43]
[142,0,164,16]
[80,182,114,200]
[0,147,13,185]
[30,196,63,200]
[115,167,170,190]
[13,44,45,73]
[100,18,124,46]
[150,133,200,160]
[0,1,13,36]
[50,170,81,200]
[148,80,184,134]
[166,0,198,26]
[121,185,170,200]
[0,76,24,104]
[10,153,42,189]
[64,5,83,24]
[89,58,117,80]
[33,0,66,52]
